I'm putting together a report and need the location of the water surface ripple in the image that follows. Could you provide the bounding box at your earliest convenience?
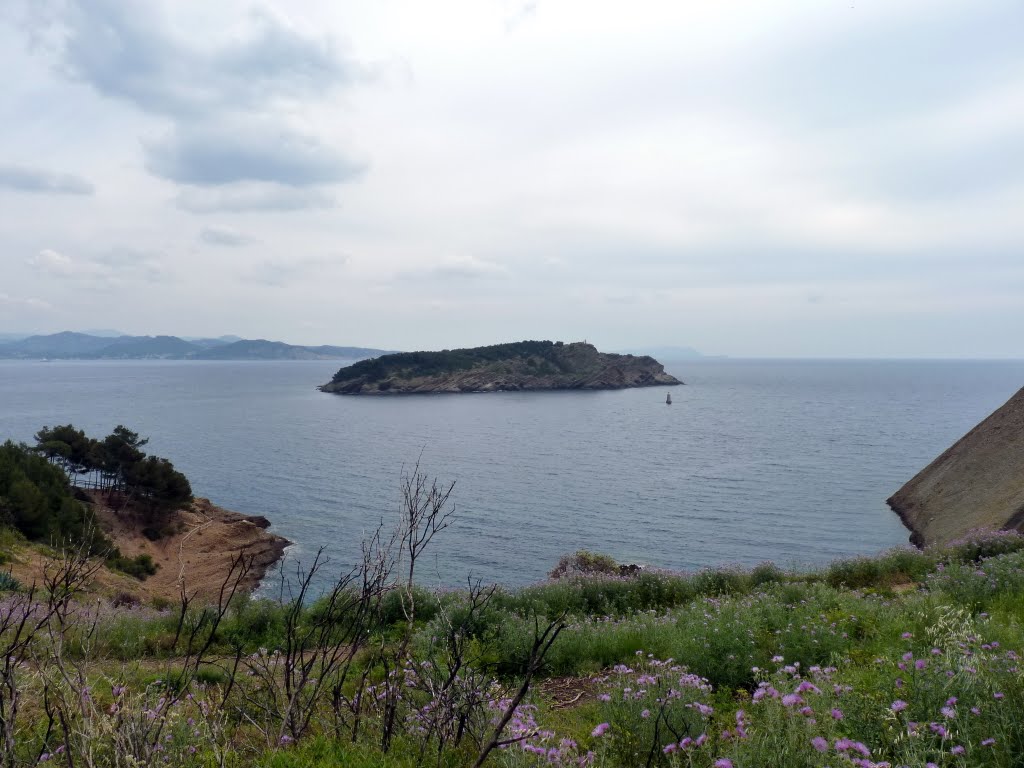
[2,358,1022,590]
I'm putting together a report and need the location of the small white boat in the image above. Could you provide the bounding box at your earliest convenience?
[666,392,672,405]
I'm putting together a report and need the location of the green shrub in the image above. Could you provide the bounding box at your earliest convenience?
[107,552,158,580]
[0,570,21,592]
[549,550,620,579]
[221,598,289,650]
[943,529,1024,563]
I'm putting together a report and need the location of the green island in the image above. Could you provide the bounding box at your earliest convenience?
[320,340,683,394]
[2,398,1024,768]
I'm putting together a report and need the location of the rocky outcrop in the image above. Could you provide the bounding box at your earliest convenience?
[320,340,683,395]
[887,386,1024,547]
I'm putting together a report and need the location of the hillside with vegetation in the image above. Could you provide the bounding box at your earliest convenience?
[321,340,682,394]
[1,426,288,600]
[1,425,195,580]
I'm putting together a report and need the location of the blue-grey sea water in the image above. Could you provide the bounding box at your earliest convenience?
[1,358,1022,591]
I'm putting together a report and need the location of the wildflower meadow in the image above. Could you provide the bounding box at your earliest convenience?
[4,524,1024,767]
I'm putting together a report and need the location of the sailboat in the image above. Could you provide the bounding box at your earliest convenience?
[666,392,672,405]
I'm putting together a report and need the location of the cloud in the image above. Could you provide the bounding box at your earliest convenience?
[0,292,53,311]
[245,254,349,287]
[175,183,337,213]
[145,119,365,187]
[29,1,365,197]
[92,247,166,283]
[406,255,509,280]
[0,164,94,194]
[199,226,254,247]
[29,247,165,286]
[55,3,353,118]
[503,0,538,32]
[29,248,82,276]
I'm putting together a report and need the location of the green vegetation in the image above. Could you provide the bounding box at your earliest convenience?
[4,447,1024,766]
[0,570,21,592]
[0,425,193,580]
[34,424,192,514]
[4,511,1024,767]
[0,439,109,553]
[330,340,568,383]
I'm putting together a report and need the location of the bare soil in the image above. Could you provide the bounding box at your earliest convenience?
[7,496,289,605]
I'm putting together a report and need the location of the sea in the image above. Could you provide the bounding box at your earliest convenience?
[1,358,1022,592]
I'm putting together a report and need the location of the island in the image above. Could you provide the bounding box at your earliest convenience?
[319,340,683,394]
[888,385,1024,546]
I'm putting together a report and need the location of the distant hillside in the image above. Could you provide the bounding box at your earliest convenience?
[192,339,389,361]
[321,340,683,394]
[0,332,388,361]
[2,331,121,357]
[93,335,200,359]
[888,386,1024,546]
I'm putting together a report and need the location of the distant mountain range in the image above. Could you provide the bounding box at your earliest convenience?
[0,332,389,361]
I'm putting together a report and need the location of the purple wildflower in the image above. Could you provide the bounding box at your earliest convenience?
[591,723,610,737]
[891,700,908,712]
[811,737,828,752]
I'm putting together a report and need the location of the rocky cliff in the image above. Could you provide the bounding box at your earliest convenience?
[320,340,683,394]
[887,386,1024,546]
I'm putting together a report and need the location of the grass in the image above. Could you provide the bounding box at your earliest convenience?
[7,530,1024,766]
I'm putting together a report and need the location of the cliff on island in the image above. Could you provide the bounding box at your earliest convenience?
[888,386,1024,547]
[319,340,683,394]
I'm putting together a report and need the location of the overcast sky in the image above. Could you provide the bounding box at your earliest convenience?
[1,0,1022,357]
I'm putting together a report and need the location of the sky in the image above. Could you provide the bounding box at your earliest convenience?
[0,0,1022,357]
